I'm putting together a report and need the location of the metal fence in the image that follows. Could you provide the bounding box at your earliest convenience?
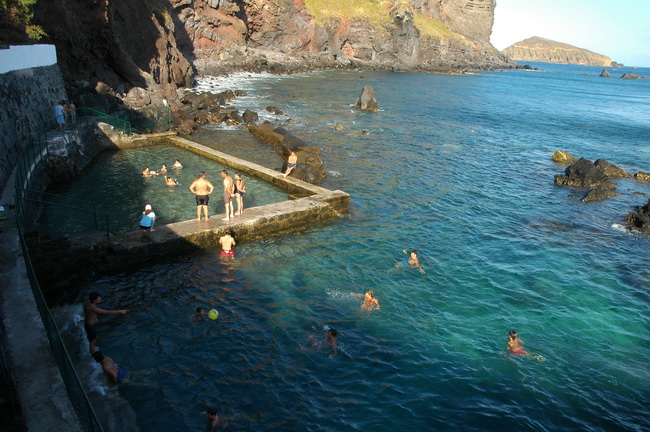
[129,106,172,134]
[77,107,132,135]
[13,130,105,432]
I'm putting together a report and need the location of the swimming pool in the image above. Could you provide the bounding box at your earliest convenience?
[42,142,290,234]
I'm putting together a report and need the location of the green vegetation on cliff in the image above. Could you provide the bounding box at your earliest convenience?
[304,0,458,40]
[0,0,45,39]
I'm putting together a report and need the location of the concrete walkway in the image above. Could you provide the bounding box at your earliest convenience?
[0,170,83,432]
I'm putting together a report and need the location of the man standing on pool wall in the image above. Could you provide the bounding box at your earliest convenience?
[84,292,128,355]
[221,170,235,220]
[189,171,214,221]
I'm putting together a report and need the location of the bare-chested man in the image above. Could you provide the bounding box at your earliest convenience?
[218,229,236,258]
[283,151,298,177]
[189,171,215,221]
[221,170,235,220]
[84,292,128,354]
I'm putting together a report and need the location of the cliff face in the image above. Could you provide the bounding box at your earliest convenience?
[1,0,512,104]
[502,36,613,67]
[177,0,510,74]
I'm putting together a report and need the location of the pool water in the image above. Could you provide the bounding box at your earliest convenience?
[43,142,289,234]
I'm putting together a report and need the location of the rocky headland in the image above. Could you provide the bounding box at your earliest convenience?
[503,36,618,67]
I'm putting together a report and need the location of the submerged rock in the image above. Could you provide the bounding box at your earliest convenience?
[600,68,611,77]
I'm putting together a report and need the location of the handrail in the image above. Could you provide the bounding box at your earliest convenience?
[77,106,132,135]
[12,126,106,432]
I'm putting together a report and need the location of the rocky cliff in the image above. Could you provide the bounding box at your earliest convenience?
[502,36,614,67]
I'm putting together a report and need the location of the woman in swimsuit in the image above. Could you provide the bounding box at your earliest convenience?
[233,173,246,215]
[507,330,527,355]
[172,159,183,169]
[362,290,380,310]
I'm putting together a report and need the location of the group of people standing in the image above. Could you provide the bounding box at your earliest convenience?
[189,170,246,222]
[53,100,76,130]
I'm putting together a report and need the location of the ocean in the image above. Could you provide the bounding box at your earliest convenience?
[52,62,650,431]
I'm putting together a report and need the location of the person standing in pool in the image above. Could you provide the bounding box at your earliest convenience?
[84,292,128,355]
[189,171,214,221]
[221,170,235,220]
[218,229,236,258]
[233,173,246,216]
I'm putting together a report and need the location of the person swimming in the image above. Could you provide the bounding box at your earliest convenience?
[172,159,183,169]
[164,176,179,186]
[362,290,380,310]
[402,249,425,274]
[508,330,527,355]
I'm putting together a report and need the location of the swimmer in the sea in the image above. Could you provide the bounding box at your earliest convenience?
[324,328,338,359]
[403,249,425,274]
[507,330,527,355]
[362,290,380,310]
[196,308,205,320]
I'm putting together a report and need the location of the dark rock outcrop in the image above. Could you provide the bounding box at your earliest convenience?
[600,68,611,77]
[554,158,613,188]
[624,199,650,234]
[594,159,630,179]
[582,185,619,202]
[354,86,379,112]
[503,36,614,66]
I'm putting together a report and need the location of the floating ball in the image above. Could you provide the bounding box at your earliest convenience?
[208,309,219,320]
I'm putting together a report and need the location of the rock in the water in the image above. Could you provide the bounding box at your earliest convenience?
[551,150,577,164]
[600,68,611,77]
[242,109,259,123]
[594,159,629,178]
[624,199,650,234]
[634,171,650,182]
[620,73,646,80]
[554,157,612,188]
[582,185,619,202]
[354,85,379,112]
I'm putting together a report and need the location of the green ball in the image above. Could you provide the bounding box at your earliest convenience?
[208,309,219,320]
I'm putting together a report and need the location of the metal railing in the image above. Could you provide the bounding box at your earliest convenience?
[13,128,105,432]
[77,106,132,135]
[129,106,172,134]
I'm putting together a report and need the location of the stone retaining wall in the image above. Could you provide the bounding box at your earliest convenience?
[0,64,68,192]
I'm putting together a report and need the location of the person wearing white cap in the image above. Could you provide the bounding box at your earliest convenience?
[139,204,156,232]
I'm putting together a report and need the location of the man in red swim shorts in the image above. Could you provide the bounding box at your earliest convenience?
[219,229,236,257]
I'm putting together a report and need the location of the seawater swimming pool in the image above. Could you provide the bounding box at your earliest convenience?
[42,142,290,235]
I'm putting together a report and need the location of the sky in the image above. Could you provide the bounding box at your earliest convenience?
[491,0,650,67]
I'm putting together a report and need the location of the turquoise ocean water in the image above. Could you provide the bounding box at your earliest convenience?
[53,63,650,431]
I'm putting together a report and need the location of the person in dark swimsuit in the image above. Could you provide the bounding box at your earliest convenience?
[234,173,246,216]
[189,171,214,221]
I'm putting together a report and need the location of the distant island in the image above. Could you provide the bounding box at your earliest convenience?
[502,36,621,67]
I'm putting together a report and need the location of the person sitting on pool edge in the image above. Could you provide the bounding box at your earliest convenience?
[139,204,156,232]
[282,151,298,177]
